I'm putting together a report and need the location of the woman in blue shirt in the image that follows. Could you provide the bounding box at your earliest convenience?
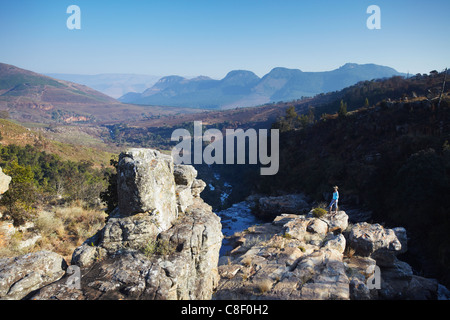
[329,186,339,215]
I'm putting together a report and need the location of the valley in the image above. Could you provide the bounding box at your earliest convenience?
[0,62,449,300]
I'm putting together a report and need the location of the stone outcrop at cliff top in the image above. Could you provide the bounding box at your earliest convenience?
[29,148,222,300]
[214,210,447,300]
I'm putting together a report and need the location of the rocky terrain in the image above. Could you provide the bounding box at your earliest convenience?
[0,148,449,300]
[0,148,223,300]
[215,209,450,300]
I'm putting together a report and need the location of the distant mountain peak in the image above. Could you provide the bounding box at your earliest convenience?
[340,63,358,69]
[265,67,303,78]
[157,75,186,84]
[222,70,260,85]
[224,70,259,78]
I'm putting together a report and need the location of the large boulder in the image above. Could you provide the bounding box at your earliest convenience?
[191,179,207,198]
[348,223,407,266]
[117,148,178,232]
[313,210,349,233]
[0,251,67,300]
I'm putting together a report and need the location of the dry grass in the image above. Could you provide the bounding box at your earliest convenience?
[0,202,106,261]
[257,278,273,294]
[241,256,252,267]
[344,246,356,259]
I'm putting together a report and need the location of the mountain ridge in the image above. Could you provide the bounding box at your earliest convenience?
[119,63,405,109]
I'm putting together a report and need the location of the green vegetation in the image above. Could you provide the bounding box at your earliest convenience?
[141,237,175,257]
[0,144,108,226]
[338,100,348,117]
[272,106,315,132]
[1,160,36,225]
[282,232,293,239]
[311,207,327,218]
[99,157,118,215]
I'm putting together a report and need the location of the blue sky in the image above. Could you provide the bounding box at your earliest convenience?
[0,0,449,78]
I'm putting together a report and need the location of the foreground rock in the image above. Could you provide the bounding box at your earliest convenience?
[31,198,222,300]
[0,251,67,300]
[214,210,447,300]
[10,148,222,300]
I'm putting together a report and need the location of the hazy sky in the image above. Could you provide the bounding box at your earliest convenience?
[1,0,449,78]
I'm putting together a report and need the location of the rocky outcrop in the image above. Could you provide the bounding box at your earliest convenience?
[214,211,350,300]
[348,222,407,266]
[0,251,67,300]
[214,210,447,300]
[29,148,223,300]
[117,148,178,230]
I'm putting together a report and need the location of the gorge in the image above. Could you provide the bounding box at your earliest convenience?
[1,148,449,300]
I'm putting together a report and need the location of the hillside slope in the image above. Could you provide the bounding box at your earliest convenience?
[0,119,113,166]
[0,63,199,124]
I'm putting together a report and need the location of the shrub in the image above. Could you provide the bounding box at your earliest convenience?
[258,278,273,294]
[141,238,175,258]
[312,207,327,218]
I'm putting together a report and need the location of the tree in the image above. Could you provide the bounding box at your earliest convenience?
[272,106,300,132]
[338,100,348,117]
[100,157,119,215]
[1,160,37,225]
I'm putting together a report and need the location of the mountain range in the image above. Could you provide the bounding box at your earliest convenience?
[119,63,405,109]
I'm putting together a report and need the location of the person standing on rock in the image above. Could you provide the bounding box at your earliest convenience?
[329,186,339,215]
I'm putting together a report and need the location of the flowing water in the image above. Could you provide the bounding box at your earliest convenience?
[216,200,263,256]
